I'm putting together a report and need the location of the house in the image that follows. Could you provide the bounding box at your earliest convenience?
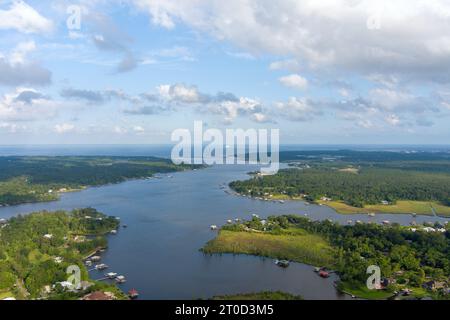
[381,200,390,205]
[423,280,446,291]
[43,234,53,239]
[423,227,436,233]
[320,196,332,202]
[56,281,75,290]
[54,257,63,264]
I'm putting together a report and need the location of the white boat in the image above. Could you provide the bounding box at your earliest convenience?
[95,264,108,270]
[106,272,117,279]
[115,275,126,284]
[210,225,218,230]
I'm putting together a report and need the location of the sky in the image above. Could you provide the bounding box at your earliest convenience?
[0,0,450,145]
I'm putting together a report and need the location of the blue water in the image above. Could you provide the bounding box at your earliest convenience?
[0,145,447,300]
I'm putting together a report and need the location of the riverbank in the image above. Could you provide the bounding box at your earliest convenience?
[202,229,335,268]
[202,215,449,300]
[212,291,303,300]
[0,208,127,300]
[0,156,200,207]
[317,200,450,217]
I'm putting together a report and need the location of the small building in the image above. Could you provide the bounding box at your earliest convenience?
[381,200,390,205]
[423,280,446,291]
[54,257,63,264]
[43,234,53,239]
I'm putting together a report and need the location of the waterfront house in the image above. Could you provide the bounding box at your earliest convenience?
[423,280,446,291]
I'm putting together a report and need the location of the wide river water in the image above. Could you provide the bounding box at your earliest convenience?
[0,146,448,300]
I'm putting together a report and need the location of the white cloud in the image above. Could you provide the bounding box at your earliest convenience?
[133,125,145,134]
[385,114,401,126]
[276,97,320,122]
[0,1,53,34]
[279,74,308,90]
[0,41,52,86]
[132,0,450,82]
[0,88,57,121]
[157,84,203,103]
[54,123,75,134]
[269,59,301,72]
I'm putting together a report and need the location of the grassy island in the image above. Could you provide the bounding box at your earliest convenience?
[0,208,126,300]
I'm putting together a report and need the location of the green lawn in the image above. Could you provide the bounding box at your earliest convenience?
[202,229,336,268]
[213,291,303,300]
[0,291,15,300]
[318,200,450,217]
[339,282,394,300]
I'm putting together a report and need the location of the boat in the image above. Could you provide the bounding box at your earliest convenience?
[368,213,375,217]
[210,225,218,230]
[91,256,101,262]
[319,270,330,278]
[128,289,139,299]
[123,225,128,228]
[226,220,233,224]
[106,272,118,279]
[382,220,391,225]
[275,260,290,268]
[85,260,92,267]
[95,264,108,270]
[115,275,126,284]
[110,230,118,235]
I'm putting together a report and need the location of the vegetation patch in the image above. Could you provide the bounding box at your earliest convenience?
[0,156,199,206]
[204,215,450,300]
[212,291,303,300]
[0,208,126,300]
[203,229,335,268]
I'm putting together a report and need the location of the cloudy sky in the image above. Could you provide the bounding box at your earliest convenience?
[0,0,449,144]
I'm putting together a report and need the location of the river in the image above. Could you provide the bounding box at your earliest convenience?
[0,146,447,300]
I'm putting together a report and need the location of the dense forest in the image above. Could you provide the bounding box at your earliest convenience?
[231,167,450,208]
[0,208,120,299]
[221,215,450,299]
[231,150,450,208]
[0,156,198,206]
